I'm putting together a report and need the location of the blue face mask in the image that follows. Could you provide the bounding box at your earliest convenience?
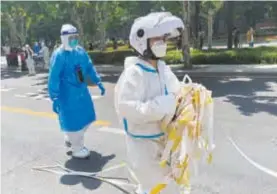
[69,39,78,48]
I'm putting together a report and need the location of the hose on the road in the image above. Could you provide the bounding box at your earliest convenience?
[32,162,139,194]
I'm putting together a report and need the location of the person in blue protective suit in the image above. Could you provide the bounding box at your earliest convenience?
[48,24,105,159]
[33,42,40,55]
[114,12,185,194]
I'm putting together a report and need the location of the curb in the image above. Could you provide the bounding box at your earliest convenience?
[95,66,277,77]
[96,69,277,77]
[173,71,277,77]
[2,67,277,77]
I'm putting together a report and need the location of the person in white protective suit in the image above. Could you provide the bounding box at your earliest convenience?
[114,12,185,194]
[39,41,50,70]
[24,45,36,75]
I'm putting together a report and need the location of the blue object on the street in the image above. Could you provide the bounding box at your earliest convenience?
[48,46,102,132]
[97,82,106,96]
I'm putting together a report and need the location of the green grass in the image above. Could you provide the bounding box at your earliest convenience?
[88,46,277,65]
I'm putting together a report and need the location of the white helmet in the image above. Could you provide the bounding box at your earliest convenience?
[60,24,79,51]
[129,12,184,58]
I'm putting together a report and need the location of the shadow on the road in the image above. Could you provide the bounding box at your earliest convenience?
[188,76,277,116]
[30,72,120,97]
[31,71,119,87]
[226,96,277,116]
[1,69,29,80]
[60,151,116,190]
[32,75,48,87]
[100,73,277,116]
[1,67,48,80]
[7,65,275,117]
[99,73,120,83]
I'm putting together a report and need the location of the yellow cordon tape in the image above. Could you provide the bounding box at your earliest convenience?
[150,75,215,194]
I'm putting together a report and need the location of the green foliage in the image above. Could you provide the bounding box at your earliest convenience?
[87,46,277,65]
[191,46,277,64]
[201,0,223,14]
[1,1,277,48]
[89,49,135,65]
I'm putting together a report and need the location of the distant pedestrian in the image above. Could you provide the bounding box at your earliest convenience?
[24,45,36,75]
[247,27,254,48]
[199,30,205,50]
[88,42,94,51]
[33,42,41,55]
[233,27,240,48]
[112,37,118,50]
[39,41,50,70]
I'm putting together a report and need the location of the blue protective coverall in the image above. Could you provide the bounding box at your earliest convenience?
[48,46,101,132]
[33,45,41,55]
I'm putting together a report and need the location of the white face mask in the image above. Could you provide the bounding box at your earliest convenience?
[150,40,167,58]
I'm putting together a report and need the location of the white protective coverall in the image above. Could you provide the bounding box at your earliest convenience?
[114,12,184,194]
[25,45,36,75]
[40,42,50,69]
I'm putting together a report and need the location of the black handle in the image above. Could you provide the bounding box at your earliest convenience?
[76,66,84,83]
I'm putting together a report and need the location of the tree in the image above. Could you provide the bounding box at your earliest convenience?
[200,0,224,49]
[226,1,235,49]
[1,1,30,46]
[193,1,201,48]
[2,1,275,51]
[28,2,62,44]
[1,1,65,46]
[181,1,191,68]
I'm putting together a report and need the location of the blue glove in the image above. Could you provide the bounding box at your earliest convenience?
[97,82,105,96]
[52,100,60,114]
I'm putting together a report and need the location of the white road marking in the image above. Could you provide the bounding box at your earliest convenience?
[228,137,277,179]
[33,95,45,100]
[44,97,51,101]
[14,94,27,98]
[26,92,37,96]
[37,89,47,93]
[97,127,125,135]
[1,88,15,92]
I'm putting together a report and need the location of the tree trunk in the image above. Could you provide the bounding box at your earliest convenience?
[207,10,213,50]
[76,17,84,45]
[18,17,27,46]
[226,1,234,49]
[97,2,108,51]
[194,1,200,48]
[5,14,18,46]
[213,13,220,38]
[70,5,85,46]
[99,12,107,51]
[182,1,191,68]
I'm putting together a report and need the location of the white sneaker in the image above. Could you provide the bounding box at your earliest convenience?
[72,147,90,159]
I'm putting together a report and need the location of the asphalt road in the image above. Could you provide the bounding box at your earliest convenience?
[1,67,277,194]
